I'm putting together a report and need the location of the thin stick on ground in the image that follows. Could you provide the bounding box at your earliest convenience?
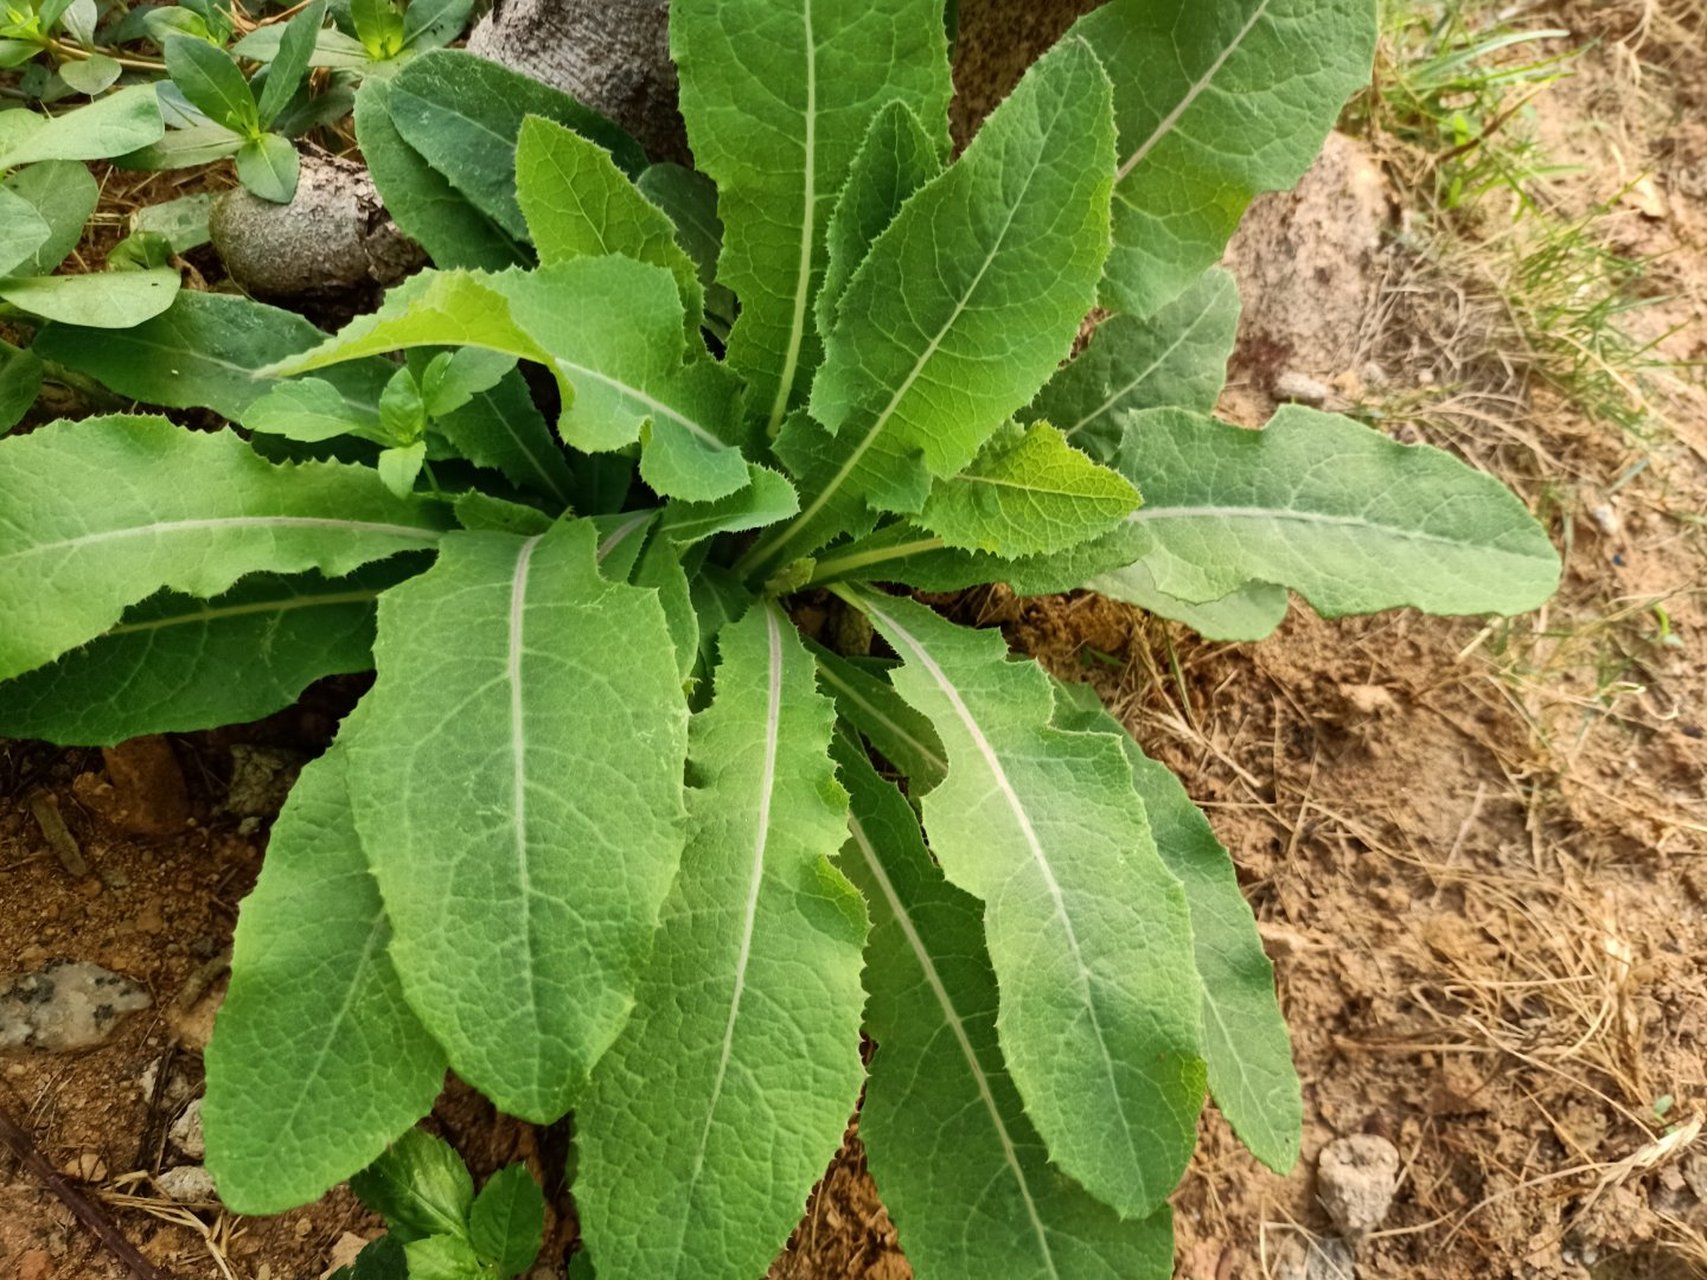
[0,1097,173,1280]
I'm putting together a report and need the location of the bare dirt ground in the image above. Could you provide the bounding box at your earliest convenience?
[2,2,1703,1278]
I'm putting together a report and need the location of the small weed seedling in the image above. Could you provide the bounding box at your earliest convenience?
[0,1,1562,1276]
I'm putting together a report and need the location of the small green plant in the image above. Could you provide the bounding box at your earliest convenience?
[332,1129,546,1280]
[0,1,1562,1276]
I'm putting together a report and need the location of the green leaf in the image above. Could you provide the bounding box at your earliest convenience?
[1115,405,1562,616]
[834,733,1174,1279]
[354,79,528,271]
[377,441,426,496]
[0,186,51,278]
[3,160,100,275]
[1070,0,1377,317]
[1027,268,1240,461]
[419,346,514,418]
[634,163,734,334]
[166,35,259,135]
[0,341,43,433]
[816,100,941,340]
[403,1235,486,1280]
[837,588,1206,1220]
[350,0,405,59]
[352,1129,475,1241]
[58,52,121,94]
[203,746,448,1214]
[432,367,575,507]
[0,414,449,681]
[336,1236,409,1280]
[0,268,179,327]
[630,529,699,682]
[671,0,952,434]
[132,192,214,253]
[401,0,473,50]
[266,264,751,502]
[115,122,245,171]
[655,464,797,547]
[32,289,393,421]
[379,365,425,443]
[454,491,554,537]
[0,84,164,166]
[245,377,376,444]
[386,50,645,240]
[256,0,326,126]
[235,132,299,202]
[1050,690,1302,1173]
[468,1166,544,1278]
[346,520,689,1121]
[232,21,371,70]
[1090,561,1288,642]
[808,643,946,795]
[0,561,417,745]
[918,421,1138,556]
[575,604,867,1280]
[516,115,704,329]
[806,517,1150,598]
[745,38,1115,576]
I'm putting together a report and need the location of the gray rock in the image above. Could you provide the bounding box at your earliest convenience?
[0,961,151,1052]
[1274,1234,1358,1279]
[169,1097,205,1160]
[156,1164,219,1204]
[1317,1133,1401,1236]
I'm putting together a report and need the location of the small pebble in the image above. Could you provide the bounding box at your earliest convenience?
[1275,370,1333,406]
[1317,1133,1401,1236]
[58,1150,107,1182]
[0,960,151,1052]
[169,1097,205,1160]
[156,1164,219,1204]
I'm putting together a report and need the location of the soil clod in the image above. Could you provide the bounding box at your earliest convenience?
[1316,1133,1402,1237]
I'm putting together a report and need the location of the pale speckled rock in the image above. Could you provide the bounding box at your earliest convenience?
[1317,1133,1401,1236]
[0,960,151,1051]
[156,1164,219,1204]
[169,1096,205,1160]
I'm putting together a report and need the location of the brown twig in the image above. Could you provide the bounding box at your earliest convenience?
[0,1099,173,1280]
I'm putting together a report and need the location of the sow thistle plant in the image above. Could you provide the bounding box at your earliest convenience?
[0,0,1562,1275]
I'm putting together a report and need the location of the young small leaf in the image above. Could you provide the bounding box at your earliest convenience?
[1026,268,1241,460]
[834,734,1175,1279]
[245,377,377,444]
[467,1165,545,1278]
[350,0,405,60]
[419,347,515,419]
[1115,405,1563,616]
[377,441,426,496]
[431,367,574,507]
[516,115,704,329]
[671,0,953,432]
[0,268,179,328]
[334,1236,408,1280]
[58,52,122,94]
[403,1236,486,1280]
[165,35,260,136]
[747,37,1116,574]
[203,745,448,1214]
[575,605,867,1280]
[1070,0,1378,316]
[838,587,1206,1220]
[809,644,947,795]
[234,132,299,203]
[351,1129,475,1241]
[0,84,164,167]
[0,562,415,745]
[346,521,689,1122]
[0,415,449,680]
[917,421,1138,557]
[1050,690,1303,1173]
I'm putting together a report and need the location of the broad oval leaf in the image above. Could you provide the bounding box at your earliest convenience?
[0,415,450,681]
[671,0,953,433]
[1090,559,1289,642]
[347,519,690,1122]
[1027,267,1241,461]
[0,561,421,746]
[835,733,1174,1279]
[575,604,867,1280]
[1115,405,1563,616]
[4,160,102,277]
[1070,0,1378,316]
[0,84,164,167]
[839,588,1206,1220]
[0,268,179,328]
[164,35,259,135]
[234,132,300,203]
[746,36,1115,575]
[0,186,52,279]
[204,744,449,1214]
